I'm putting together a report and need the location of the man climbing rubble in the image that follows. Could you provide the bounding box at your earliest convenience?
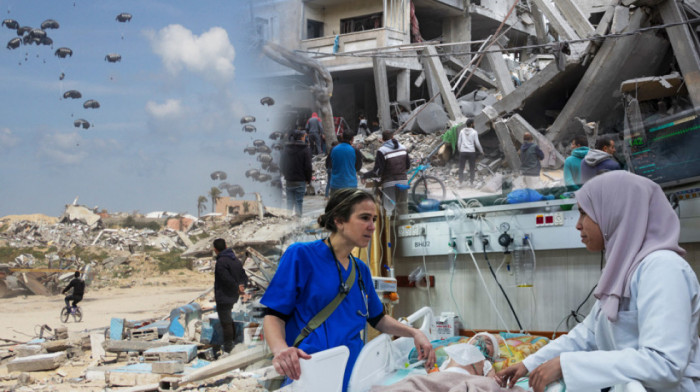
[62,271,85,311]
[213,238,248,355]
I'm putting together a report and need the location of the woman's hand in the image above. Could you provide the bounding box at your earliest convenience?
[529,356,562,392]
[412,331,436,370]
[496,362,527,388]
[271,346,312,380]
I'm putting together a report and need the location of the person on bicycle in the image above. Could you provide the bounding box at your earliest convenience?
[361,130,411,214]
[62,271,85,310]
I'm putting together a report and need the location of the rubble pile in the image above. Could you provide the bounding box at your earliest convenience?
[0,289,277,391]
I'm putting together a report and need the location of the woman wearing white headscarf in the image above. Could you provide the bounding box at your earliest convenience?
[498,171,700,392]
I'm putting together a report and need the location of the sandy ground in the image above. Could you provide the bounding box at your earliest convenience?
[0,282,212,342]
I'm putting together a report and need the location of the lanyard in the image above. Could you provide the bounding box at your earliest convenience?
[327,237,369,318]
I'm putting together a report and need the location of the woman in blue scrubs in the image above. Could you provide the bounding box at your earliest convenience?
[262,188,436,391]
[498,171,700,392]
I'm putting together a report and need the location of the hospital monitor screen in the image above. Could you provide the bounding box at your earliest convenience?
[627,108,700,188]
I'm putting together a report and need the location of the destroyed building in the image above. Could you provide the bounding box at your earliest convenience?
[254,0,700,182]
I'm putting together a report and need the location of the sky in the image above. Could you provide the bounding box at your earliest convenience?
[0,0,288,217]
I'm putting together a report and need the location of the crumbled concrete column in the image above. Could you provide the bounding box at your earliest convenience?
[493,119,521,172]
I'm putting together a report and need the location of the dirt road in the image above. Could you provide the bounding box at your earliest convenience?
[0,279,211,341]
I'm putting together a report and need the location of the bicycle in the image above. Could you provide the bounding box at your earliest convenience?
[398,158,446,206]
[60,304,83,323]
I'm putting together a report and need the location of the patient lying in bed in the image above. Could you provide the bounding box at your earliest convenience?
[370,342,525,392]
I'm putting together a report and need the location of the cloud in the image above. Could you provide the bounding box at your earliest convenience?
[37,132,88,165]
[147,25,236,83]
[0,128,19,150]
[146,99,184,119]
[145,99,190,139]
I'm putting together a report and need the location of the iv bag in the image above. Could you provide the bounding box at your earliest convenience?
[513,243,534,287]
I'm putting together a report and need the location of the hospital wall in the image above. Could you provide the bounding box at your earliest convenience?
[392,242,700,334]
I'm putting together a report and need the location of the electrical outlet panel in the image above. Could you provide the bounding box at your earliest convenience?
[398,224,426,237]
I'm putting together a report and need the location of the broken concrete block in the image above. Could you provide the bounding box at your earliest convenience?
[7,352,67,372]
[42,339,74,353]
[90,333,106,360]
[611,6,630,34]
[144,344,197,364]
[129,327,159,341]
[152,360,185,374]
[54,326,68,340]
[14,344,43,358]
[103,340,169,353]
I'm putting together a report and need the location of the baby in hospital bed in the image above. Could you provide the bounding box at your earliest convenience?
[370,333,524,392]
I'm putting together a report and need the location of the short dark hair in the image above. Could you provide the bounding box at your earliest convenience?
[341,131,356,143]
[595,136,614,150]
[465,118,474,127]
[523,132,533,141]
[74,271,80,278]
[318,189,376,232]
[572,135,587,147]
[381,130,394,141]
[213,238,226,252]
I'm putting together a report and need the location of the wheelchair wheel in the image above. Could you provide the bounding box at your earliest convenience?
[60,307,69,323]
[411,175,446,205]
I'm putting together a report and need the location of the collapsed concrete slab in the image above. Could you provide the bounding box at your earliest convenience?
[60,204,102,229]
[547,9,671,145]
[7,352,66,372]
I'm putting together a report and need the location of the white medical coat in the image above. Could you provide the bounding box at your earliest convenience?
[522,250,700,391]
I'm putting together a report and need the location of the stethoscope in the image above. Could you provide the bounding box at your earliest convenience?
[327,237,369,319]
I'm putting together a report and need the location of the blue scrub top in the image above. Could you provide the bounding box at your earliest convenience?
[261,239,384,391]
[330,143,359,189]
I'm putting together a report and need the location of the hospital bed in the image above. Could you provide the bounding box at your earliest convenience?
[343,306,646,392]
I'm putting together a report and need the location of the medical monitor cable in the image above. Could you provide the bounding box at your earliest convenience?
[482,244,524,332]
[465,239,511,333]
[449,247,476,335]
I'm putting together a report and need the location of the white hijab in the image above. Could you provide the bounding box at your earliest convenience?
[576,171,685,321]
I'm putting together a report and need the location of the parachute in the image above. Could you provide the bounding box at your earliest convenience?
[240,115,255,124]
[245,169,260,178]
[256,145,272,154]
[257,173,271,182]
[242,124,256,133]
[40,19,59,30]
[116,13,132,22]
[105,53,121,63]
[73,119,90,129]
[16,26,32,37]
[223,184,244,197]
[272,143,283,151]
[83,99,100,109]
[252,139,266,147]
[6,37,20,50]
[2,19,19,30]
[269,131,282,140]
[63,90,81,99]
[243,147,257,155]
[210,171,227,180]
[260,96,275,106]
[257,153,273,163]
[55,47,72,58]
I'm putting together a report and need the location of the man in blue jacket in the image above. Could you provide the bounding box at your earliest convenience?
[563,135,589,190]
[326,131,363,195]
[213,238,248,354]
